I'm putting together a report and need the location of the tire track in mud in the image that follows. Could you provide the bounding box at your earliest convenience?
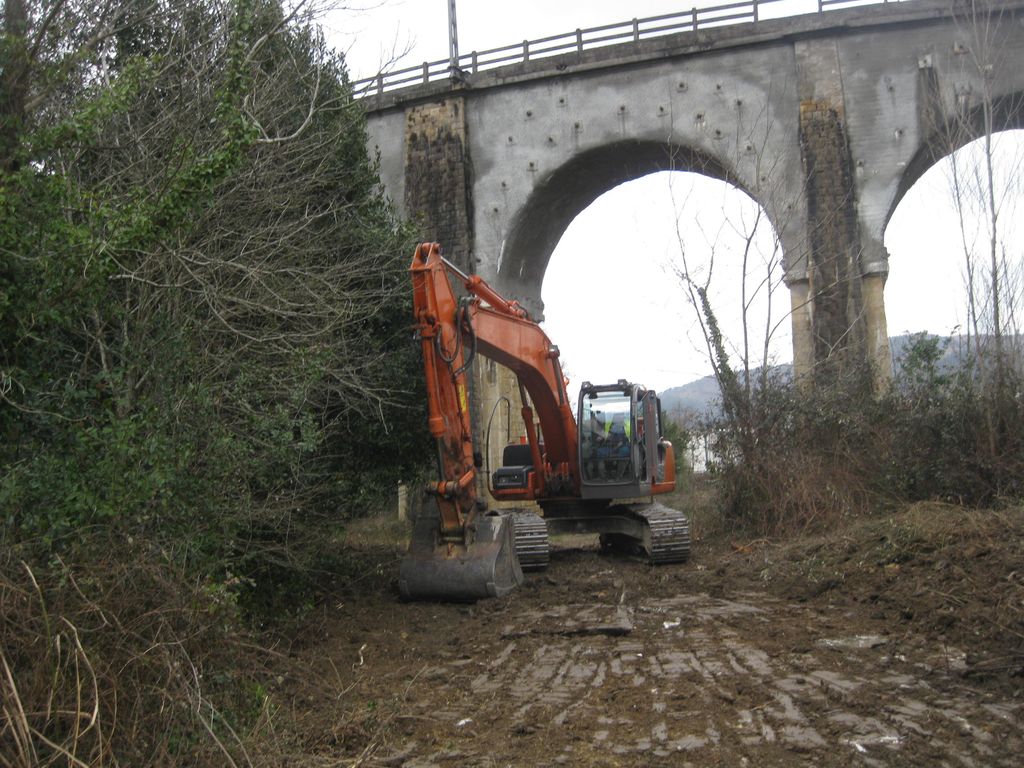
[399,591,1022,766]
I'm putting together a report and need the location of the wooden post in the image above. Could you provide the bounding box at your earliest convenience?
[398,483,409,521]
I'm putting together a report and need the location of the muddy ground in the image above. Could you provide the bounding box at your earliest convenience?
[266,501,1024,766]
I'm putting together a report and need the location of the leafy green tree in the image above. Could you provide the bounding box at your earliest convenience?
[0,1,429,762]
[1,0,426,594]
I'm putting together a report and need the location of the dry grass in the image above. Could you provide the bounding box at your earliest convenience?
[0,537,274,767]
[342,514,411,551]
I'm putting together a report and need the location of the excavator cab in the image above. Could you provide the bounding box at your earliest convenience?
[578,380,675,499]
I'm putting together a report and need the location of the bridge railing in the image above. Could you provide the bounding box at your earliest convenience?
[352,0,897,97]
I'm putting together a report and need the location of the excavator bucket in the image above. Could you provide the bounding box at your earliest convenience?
[399,512,523,602]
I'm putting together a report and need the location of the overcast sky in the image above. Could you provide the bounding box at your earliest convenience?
[327,1,1020,392]
[331,1,821,82]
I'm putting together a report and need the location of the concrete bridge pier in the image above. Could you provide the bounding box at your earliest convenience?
[793,37,893,392]
[398,96,528,499]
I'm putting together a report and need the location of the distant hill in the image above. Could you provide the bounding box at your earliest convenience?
[658,362,795,418]
[658,333,992,418]
[659,375,721,417]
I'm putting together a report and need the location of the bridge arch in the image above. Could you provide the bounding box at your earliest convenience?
[890,90,1024,229]
[498,140,748,311]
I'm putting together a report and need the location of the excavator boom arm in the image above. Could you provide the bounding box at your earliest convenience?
[411,244,478,539]
[411,243,579,521]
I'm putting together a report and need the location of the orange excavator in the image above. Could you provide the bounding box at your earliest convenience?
[400,243,690,601]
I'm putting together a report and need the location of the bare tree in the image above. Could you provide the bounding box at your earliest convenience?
[663,91,800,425]
[925,0,1024,469]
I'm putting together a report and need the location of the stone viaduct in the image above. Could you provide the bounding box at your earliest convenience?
[362,0,1024,405]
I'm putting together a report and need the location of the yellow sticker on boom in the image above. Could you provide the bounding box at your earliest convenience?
[457,383,468,414]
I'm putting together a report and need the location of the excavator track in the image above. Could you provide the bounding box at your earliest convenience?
[600,504,691,564]
[635,503,691,564]
[510,510,550,571]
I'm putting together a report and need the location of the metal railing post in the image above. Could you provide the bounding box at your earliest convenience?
[633,18,640,42]
[472,51,478,74]
[692,7,699,30]
[523,39,530,62]
[448,0,459,76]
[422,61,429,85]
[753,0,759,23]
[576,28,583,52]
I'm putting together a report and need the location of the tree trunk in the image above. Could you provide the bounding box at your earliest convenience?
[1,0,29,172]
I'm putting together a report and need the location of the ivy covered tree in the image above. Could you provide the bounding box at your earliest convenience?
[0,4,431,760]
[1,0,425,587]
